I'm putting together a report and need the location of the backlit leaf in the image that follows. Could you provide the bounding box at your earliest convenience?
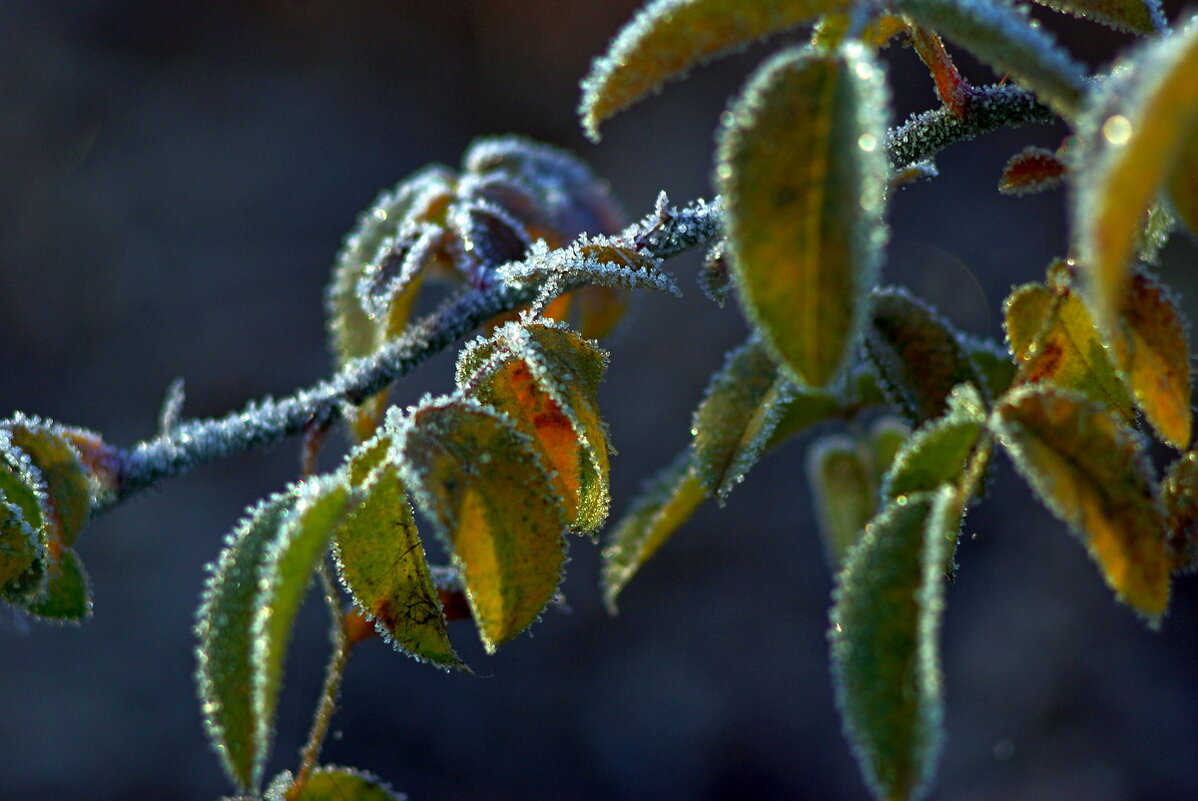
[1003,280,1135,419]
[253,478,352,768]
[602,452,707,613]
[992,385,1170,622]
[865,287,980,425]
[883,384,987,500]
[1168,136,1198,236]
[1161,452,1198,572]
[692,337,794,503]
[457,320,611,533]
[1109,268,1192,449]
[830,488,956,801]
[894,0,1088,118]
[196,492,296,791]
[964,336,1018,399]
[3,416,92,546]
[807,437,877,566]
[1028,0,1165,34]
[579,0,848,141]
[719,43,889,388]
[266,766,406,801]
[334,439,461,668]
[395,398,566,651]
[1074,19,1198,330]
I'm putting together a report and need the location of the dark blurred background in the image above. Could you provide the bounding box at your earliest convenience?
[2,2,1197,799]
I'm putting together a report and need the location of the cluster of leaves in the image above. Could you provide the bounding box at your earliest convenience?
[7,0,1198,800]
[573,0,1198,798]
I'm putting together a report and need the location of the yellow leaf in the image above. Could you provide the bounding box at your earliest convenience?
[718,43,889,388]
[396,399,566,651]
[1110,268,1193,449]
[992,385,1170,623]
[1075,18,1198,330]
[579,0,849,141]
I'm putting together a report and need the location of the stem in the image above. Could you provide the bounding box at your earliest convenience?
[93,85,1053,510]
[287,564,350,800]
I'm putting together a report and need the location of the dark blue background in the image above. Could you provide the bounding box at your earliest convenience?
[2,2,1196,799]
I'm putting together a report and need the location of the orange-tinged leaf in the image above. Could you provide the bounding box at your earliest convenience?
[998,146,1066,195]
[457,320,611,534]
[992,385,1170,623]
[718,43,889,388]
[1003,281,1135,419]
[395,398,566,651]
[1028,0,1165,34]
[1109,268,1192,449]
[579,0,849,141]
[1074,18,1198,330]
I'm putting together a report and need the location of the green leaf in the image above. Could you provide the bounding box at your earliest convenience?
[1162,452,1198,573]
[4,420,91,546]
[23,547,91,623]
[1109,268,1193,449]
[1028,0,1165,34]
[992,385,1171,623]
[962,335,1018,399]
[830,488,956,801]
[266,766,406,801]
[883,385,987,500]
[1074,19,1198,330]
[395,398,566,652]
[579,0,849,141]
[602,452,708,613]
[457,319,611,534]
[334,442,461,669]
[1003,280,1136,419]
[0,496,38,590]
[718,42,889,388]
[691,338,797,503]
[807,436,878,566]
[196,492,296,792]
[893,0,1088,118]
[252,477,352,770]
[865,287,980,425]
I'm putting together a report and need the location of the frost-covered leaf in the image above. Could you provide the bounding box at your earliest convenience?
[1135,202,1176,265]
[23,547,91,623]
[998,146,1066,195]
[1162,452,1198,572]
[395,398,566,652]
[497,236,679,299]
[1110,268,1193,449]
[698,239,731,306]
[1074,19,1198,330]
[1028,0,1165,34]
[808,437,877,566]
[0,497,38,590]
[865,287,980,425]
[266,766,406,801]
[992,385,1170,622]
[1003,280,1135,419]
[196,492,296,791]
[457,320,611,534]
[691,338,795,503]
[812,12,910,50]
[883,384,988,500]
[252,478,352,768]
[579,0,848,141]
[602,452,707,613]
[718,43,889,388]
[3,416,92,546]
[830,488,956,801]
[335,438,460,668]
[894,0,1088,118]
